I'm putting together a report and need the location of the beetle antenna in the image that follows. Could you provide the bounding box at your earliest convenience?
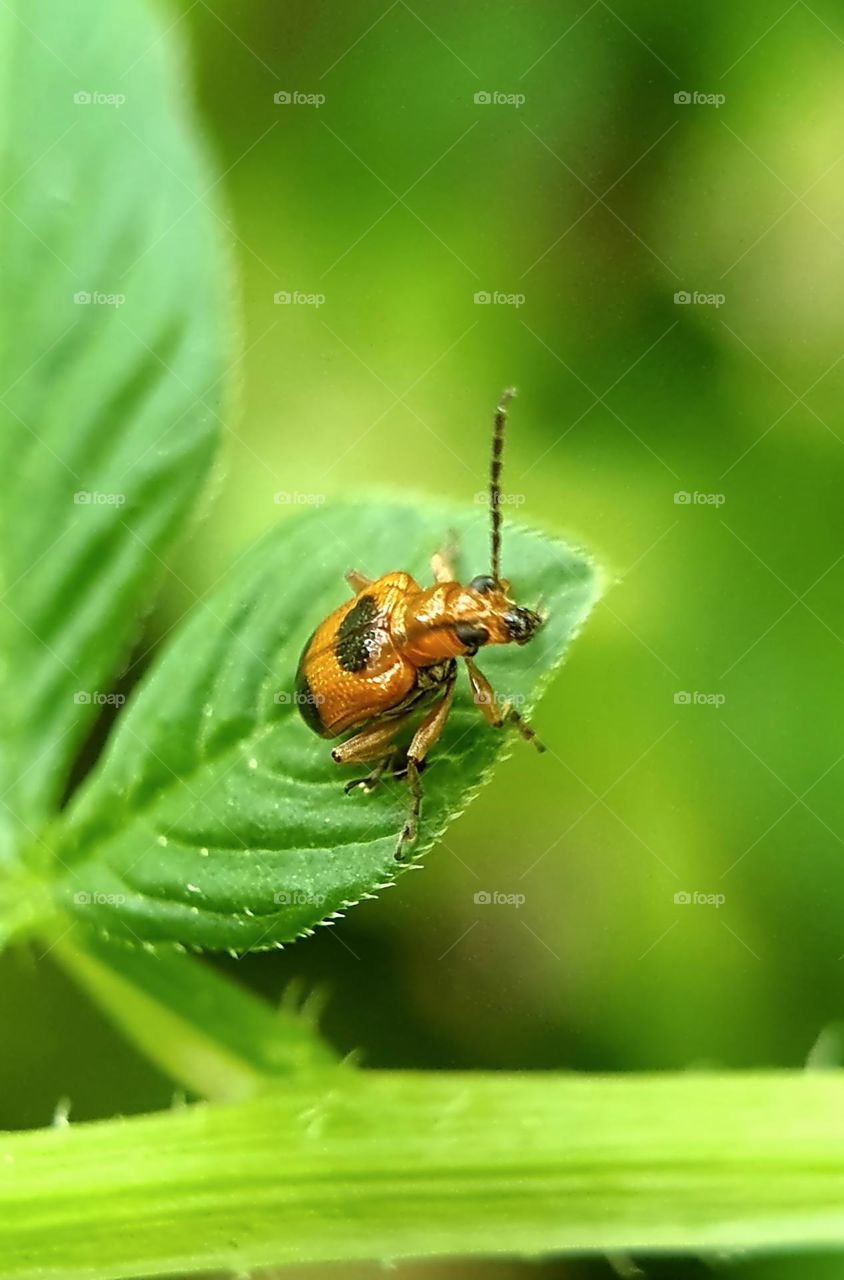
[490,387,516,583]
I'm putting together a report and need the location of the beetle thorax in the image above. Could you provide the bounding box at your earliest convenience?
[393,581,535,666]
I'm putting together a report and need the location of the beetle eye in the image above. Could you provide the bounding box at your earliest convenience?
[455,622,490,652]
[469,574,497,595]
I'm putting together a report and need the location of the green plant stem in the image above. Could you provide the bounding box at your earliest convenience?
[2,1070,844,1280]
[51,930,336,1101]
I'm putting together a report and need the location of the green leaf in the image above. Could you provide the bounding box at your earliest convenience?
[51,930,336,1102]
[2,1070,844,1279]
[0,0,230,840]
[53,501,601,951]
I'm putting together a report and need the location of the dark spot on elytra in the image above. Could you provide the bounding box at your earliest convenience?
[335,593,379,673]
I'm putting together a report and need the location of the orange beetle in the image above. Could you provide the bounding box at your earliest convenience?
[295,390,544,859]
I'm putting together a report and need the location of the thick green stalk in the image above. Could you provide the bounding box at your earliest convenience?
[1,1071,844,1280]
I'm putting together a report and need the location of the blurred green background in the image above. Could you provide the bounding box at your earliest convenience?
[4,1,844,1276]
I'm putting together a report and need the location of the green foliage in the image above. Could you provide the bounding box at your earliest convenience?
[0,0,228,841]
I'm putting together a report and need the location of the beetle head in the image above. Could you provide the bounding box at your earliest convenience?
[454,574,544,651]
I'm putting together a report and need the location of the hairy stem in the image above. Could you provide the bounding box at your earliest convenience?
[2,1070,844,1279]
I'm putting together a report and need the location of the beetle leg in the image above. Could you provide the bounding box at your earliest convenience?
[342,746,410,794]
[430,530,459,583]
[464,657,545,753]
[332,711,419,796]
[345,568,372,594]
[332,718,404,769]
[395,671,457,860]
[343,755,392,794]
